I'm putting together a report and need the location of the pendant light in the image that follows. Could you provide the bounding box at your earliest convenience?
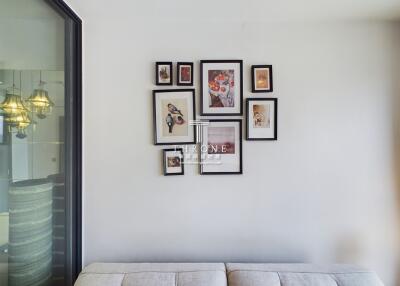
[16,71,33,138]
[6,111,32,129]
[0,71,30,122]
[14,112,32,139]
[0,71,33,139]
[26,71,54,119]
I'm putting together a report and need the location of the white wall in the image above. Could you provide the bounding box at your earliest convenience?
[66,1,400,285]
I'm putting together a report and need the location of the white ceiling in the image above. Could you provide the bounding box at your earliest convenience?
[0,0,399,21]
[63,0,400,22]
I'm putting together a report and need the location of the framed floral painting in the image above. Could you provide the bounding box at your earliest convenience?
[200,60,243,116]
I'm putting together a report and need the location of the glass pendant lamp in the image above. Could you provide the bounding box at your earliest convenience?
[26,71,54,119]
[5,111,32,129]
[0,71,33,139]
[15,112,32,139]
[0,71,30,122]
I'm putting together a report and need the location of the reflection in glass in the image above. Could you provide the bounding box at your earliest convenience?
[0,0,67,284]
[0,69,66,285]
[27,72,55,120]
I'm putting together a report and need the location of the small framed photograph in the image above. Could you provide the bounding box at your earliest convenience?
[177,62,193,86]
[163,148,184,176]
[246,98,277,140]
[200,119,242,175]
[155,62,173,85]
[200,60,243,116]
[251,65,273,93]
[153,89,196,145]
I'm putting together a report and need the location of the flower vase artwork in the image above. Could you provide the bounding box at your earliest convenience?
[208,70,235,108]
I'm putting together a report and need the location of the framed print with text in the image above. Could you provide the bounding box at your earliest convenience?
[200,60,243,116]
[153,89,196,145]
[246,98,277,140]
[200,119,242,175]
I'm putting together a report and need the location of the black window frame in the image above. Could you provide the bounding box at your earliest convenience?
[44,0,82,284]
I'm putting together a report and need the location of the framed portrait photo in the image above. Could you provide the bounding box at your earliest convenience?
[251,65,273,93]
[177,62,193,86]
[153,89,196,145]
[163,148,184,176]
[246,98,277,140]
[155,62,173,85]
[200,60,243,116]
[200,119,243,175]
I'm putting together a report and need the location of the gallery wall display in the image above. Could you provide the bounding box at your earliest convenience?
[155,62,173,85]
[251,65,273,93]
[246,98,277,140]
[152,60,278,176]
[200,119,243,175]
[153,89,196,145]
[163,148,184,175]
[177,62,194,86]
[200,60,243,116]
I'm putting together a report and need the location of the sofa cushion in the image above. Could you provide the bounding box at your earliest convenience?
[74,263,227,286]
[226,263,384,286]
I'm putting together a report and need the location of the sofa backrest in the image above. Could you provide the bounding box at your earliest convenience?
[226,263,384,286]
[74,263,227,286]
[74,263,384,286]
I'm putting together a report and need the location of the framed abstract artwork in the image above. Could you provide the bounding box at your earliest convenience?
[200,119,243,175]
[251,65,273,93]
[153,89,196,145]
[177,62,193,86]
[200,60,243,116]
[155,62,173,85]
[246,98,277,140]
[163,148,184,175]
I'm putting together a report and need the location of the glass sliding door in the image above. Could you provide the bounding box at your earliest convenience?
[0,0,82,285]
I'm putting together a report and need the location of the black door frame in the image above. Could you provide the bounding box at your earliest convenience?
[44,0,82,284]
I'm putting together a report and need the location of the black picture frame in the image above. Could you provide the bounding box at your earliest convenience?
[153,89,196,145]
[251,65,273,93]
[246,98,278,140]
[163,148,184,176]
[177,62,193,86]
[200,119,243,175]
[200,60,243,116]
[155,62,173,85]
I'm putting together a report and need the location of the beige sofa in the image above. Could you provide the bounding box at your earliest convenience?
[75,263,384,286]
